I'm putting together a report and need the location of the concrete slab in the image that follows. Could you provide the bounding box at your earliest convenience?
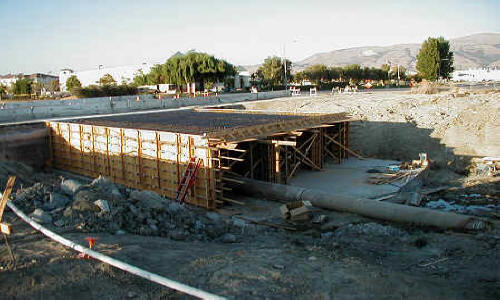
[289,158,403,199]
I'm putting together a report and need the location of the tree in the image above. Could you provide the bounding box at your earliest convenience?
[66,75,82,91]
[0,84,7,99]
[99,73,117,86]
[31,82,43,95]
[303,64,328,85]
[137,51,236,90]
[132,70,149,86]
[437,37,454,79]
[255,56,291,89]
[416,37,453,80]
[48,80,60,92]
[12,78,32,95]
[344,64,363,84]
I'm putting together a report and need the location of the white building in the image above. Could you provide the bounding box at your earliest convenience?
[0,74,18,87]
[234,70,251,89]
[452,68,500,82]
[0,73,58,90]
[59,63,155,91]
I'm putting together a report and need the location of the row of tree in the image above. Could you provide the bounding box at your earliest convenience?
[63,37,453,95]
[293,64,407,86]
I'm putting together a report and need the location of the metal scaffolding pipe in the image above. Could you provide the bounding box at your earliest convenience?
[237,179,489,231]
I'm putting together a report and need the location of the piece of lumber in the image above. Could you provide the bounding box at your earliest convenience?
[0,223,12,235]
[235,216,297,231]
[0,176,16,222]
[220,197,245,205]
[258,140,297,147]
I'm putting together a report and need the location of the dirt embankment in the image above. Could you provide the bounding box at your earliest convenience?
[244,89,500,173]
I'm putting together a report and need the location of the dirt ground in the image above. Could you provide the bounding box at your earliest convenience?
[243,88,500,172]
[0,88,499,299]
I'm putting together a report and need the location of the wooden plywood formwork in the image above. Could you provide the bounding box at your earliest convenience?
[47,121,217,209]
[47,110,353,209]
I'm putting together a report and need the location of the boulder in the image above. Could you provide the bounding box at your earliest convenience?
[221,233,237,243]
[206,212,221,223]
[72,198,96,212]
[169,229,188,241]
[167,202,183,213]
[60,179,83,196]
[30,208,52,224]
[94,199,111,213]
[74,189,100,203]
[90,176,122,199]
[44,192,71,210]
[129,190,166,210]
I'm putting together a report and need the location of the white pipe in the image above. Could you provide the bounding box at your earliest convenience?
[5,200,225,300]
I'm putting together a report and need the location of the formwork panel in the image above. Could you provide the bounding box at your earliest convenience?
[47,121,217,209]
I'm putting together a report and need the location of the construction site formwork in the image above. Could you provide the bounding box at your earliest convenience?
[47,109,352,209]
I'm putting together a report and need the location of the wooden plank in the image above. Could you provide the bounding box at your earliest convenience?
[0,176,16,222]
[0,222,12,235]
[257,140,297,147]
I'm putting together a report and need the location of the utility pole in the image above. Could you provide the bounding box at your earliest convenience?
[397,65,400,86]
[282,44,287,89]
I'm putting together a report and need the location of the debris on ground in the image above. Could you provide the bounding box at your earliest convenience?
[11,174,272,242]
[280,200,313,221]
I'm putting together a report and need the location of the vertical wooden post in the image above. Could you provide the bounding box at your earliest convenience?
[137,130,142,189]
[155,132,161,191]
[274,145,281,184]
[106,128,111,176]
[120,129,126,186]
[345,122,350,159]
[249,143,254,179]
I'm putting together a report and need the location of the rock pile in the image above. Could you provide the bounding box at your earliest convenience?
[13,175,252,242]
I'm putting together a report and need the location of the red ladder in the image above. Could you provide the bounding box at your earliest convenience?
[176,157,202,203]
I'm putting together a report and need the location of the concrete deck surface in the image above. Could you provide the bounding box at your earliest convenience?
[290,158,403,199]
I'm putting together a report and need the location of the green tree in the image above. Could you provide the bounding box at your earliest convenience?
[132,70,149,86]
[303,64,328,85]
[66,75,82,91]
[437,37,454,79]
[255,56,291,89]
[344,64,363,84]
[48,80,60,92]
[416,37,453,80]
[12,78,32,95]
[31,82,43,95]
[99,73,117,86]
[139,51,236,89]
[0,84,7,99]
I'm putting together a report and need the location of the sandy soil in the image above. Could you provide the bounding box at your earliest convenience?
[0,88,499,299]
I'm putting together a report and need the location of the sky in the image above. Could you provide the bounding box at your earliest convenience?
[0,0,499,74]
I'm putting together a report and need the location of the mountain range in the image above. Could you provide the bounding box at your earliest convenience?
[244,33,500,73]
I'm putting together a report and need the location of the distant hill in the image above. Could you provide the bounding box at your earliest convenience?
[243,33,500,73]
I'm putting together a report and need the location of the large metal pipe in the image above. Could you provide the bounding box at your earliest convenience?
[237,179,488,231]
